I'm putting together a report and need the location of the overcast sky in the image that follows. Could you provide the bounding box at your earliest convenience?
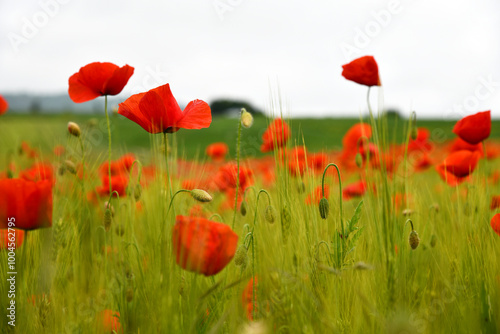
[1,0,499,118]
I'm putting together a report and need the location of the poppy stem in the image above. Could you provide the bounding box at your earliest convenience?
[164,132,175,218]
[104,95,112,194]
[321,163,344,236]
[232,112,243,229]
[252,189,272,227]
[404,218,414,232]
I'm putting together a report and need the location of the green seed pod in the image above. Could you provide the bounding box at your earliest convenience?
[240,201,248,216]
[409,230,420,250]
[191,189,213,203]
[115,223,125,237]
[319,197,329,219]
[355,153,363,168]
[126,286,134,302]
[265,205,277,223]
[104,209,112,232]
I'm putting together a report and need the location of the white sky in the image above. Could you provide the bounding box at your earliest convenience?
[1,0,499,118]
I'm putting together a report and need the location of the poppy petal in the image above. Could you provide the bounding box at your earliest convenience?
[452,110,491,145]
[103,65,134,96]
[118,92,152,132]
[0,95,8,115]
[177,100,212,130]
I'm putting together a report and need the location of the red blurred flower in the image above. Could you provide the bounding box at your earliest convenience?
[491,195,500,210]
[19,141,38,159]
[449,137,483,155]
[341,56,381,87]
[491,214,500,237]
[0,229,25,250]
[0,179,53,230]
[214,163,253,191]
[95,174,129,197]
[0,94,8,116]
[437,150,481,178]
[206,142,228,162]
[68,62,134,103]
[19,163,54,182]
[118,83,211,134]
[305,185,330,205]
[242,277,258,320]
[53,145,66,157]
[261,118,291,153]
[99,154,136,176]
[408,128,432,153]
[452,110,491,145]
[340,123,372,165]
[96,309,122,334]
[172,215,238,276]
[343,180,368,200]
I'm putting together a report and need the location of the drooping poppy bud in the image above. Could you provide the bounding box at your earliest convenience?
[355,153,363,168]
[133,184,142,202]
[240,201,248,216]
[191,189,213,203]
[234,244,248,271]
[409,230,420,250]
[319,197,329,219]
[265,205,277,224]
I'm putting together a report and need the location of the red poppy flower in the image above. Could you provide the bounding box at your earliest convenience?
[0,229,25,250]
[99,154,136,176]
[408,128,432,153]
[118,83,211,134]
[343,180,368,200]
[491,214,500,237]
[172,215,238,276]
[0,94,8,116]
[0,179,53,230]
[214,163,253,191]
[19,163,54,182]
[448,137,483,155]
[340,124,372,160]
[341,56,381,87]
[96,309,122,334]
[68,62,134,103]
[206,142,229,161]
[452,110,491,145]
[437,150,481,178]
[261,118,291,153]
[490,196,500,210]
[95,173,129,197]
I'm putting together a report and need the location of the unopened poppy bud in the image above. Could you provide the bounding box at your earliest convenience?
[64,160,77,174]
[191,189,213,203]
[355,153,363,168]
[67,122,81,137]
[410,127,418,141]
[265,205,277,223]
[104,209,112,232]
[234,244,248,268]
[297,182,306,193]
[409,230,420,250]
[134,183,142,202]
[319,198,329,219]
[58,166,66,176]
[104,202,115,216]
[240,201,248,216]
[402,208,414,217]
[241,108,254,128]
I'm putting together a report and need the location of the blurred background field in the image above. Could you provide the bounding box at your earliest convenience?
[4,113,500,159]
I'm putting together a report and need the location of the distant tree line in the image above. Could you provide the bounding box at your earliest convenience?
[209,99,263,116]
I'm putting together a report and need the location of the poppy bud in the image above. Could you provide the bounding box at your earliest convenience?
[410,127,418,141]
[67,122,81,137]
[297,181,306,193]
[265,205,277,223]
[240,201,248,216]
[191,189,213,203]
[64,160,77,174]
[409,230,420,250]
[319,197,329,219]
[402,208,413,217]
[104,209,112,232]
[58,165,66,176]
[241,108,254,128]
[234,244,248,271]
[104,202,115,216]
[134,183,142,202]
[355,153,363,168]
